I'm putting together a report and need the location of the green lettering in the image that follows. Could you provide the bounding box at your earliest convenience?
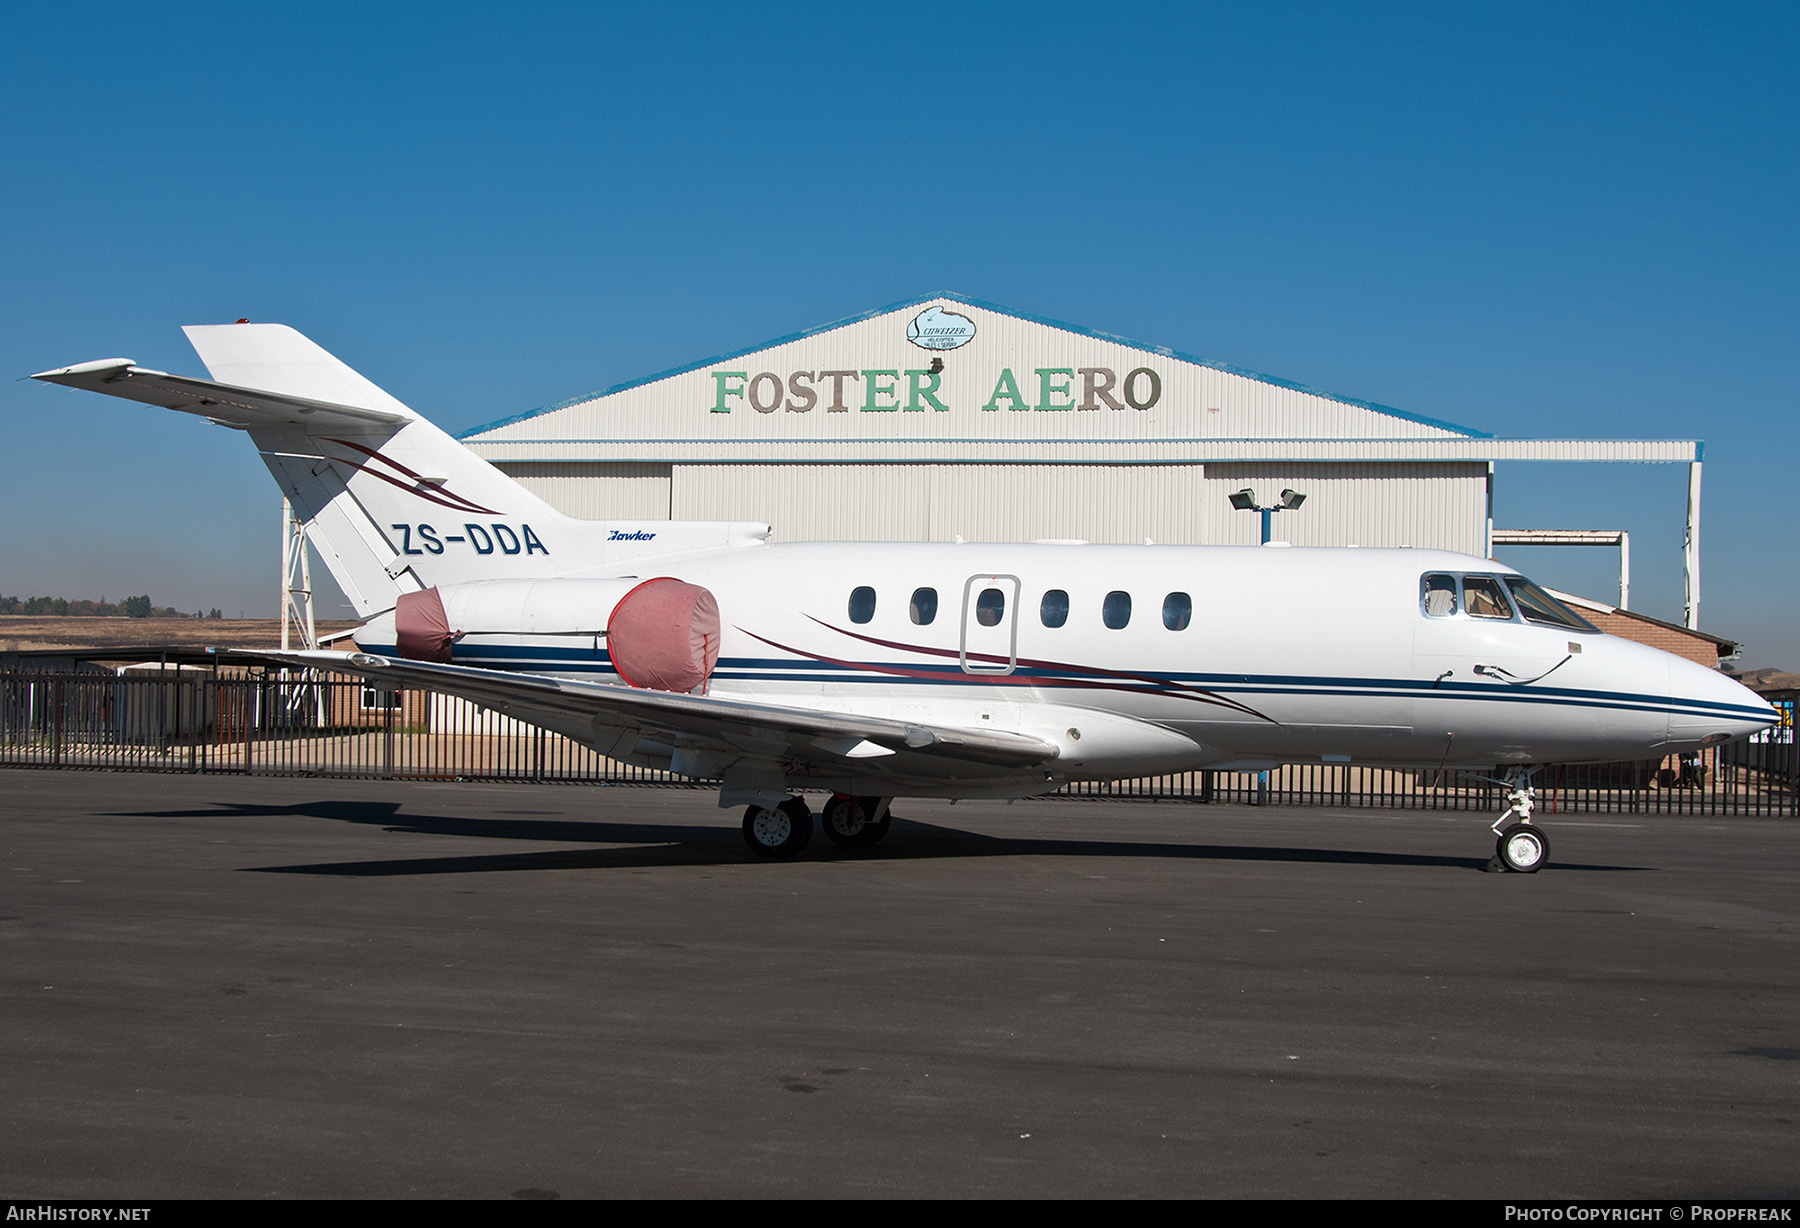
[1035,368,1075,411]
[861,370,900,411]
[710,370,748,413]
[982,368,1030,412]
[905,369,949,411]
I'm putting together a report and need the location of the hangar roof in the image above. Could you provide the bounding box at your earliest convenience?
[459,292,1696,466]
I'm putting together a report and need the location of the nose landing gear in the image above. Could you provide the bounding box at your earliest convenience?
[1490,768,1550,873]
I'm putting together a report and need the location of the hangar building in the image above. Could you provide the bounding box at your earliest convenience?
[460,293,1705,625]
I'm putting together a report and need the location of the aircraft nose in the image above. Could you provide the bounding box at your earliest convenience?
[1666,657,1779,749]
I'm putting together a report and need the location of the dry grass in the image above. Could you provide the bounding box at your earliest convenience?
[0,616,361,654]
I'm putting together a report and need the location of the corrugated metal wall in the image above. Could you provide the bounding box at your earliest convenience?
[1203,463,1488,553]
[506,462,672,520]
[499,460,1489,552]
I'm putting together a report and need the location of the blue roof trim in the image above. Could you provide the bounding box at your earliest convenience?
[457,290,1491,440]
[467,435,1653,447]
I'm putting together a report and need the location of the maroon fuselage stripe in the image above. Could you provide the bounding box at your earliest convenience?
[736,625,1274,722]
[799,616,1273,720]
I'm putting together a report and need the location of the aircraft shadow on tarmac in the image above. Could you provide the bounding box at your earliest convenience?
[110,799,1644,876]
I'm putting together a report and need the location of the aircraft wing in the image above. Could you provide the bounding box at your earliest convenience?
[31,359,408,432]
[246,650,1059,773]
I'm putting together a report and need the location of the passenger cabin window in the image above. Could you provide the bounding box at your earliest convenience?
[848,586,876,624]
[1163,592,1192,631]
[1422,574,1458,617]
[1103,590,1132,629]
[1505,578,1597,632]
[976,587,1006,627]
[1462,576,1514,620]
[910,587,938,626]
[1040,589,1069,628]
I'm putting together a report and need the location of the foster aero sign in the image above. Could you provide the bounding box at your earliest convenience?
[708,365,1164,416]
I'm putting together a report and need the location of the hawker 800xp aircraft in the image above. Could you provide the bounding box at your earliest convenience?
[34,324,1777,871]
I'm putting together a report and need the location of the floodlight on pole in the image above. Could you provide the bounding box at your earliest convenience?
[1229,487,1308,544]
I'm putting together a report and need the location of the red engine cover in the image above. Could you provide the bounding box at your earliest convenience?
[606,578,721,693]
[395,587,454,663]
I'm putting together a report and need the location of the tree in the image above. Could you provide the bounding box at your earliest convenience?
[121,595,152,619]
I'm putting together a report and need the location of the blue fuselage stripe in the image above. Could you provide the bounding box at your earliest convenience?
[352,641,1762,725]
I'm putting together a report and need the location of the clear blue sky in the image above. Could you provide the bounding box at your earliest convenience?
[3,2,1795,665]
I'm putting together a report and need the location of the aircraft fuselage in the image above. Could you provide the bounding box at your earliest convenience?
[355,541,1770,797]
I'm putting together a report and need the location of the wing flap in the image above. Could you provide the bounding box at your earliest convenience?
[244,650,1059,771]
[32,361,408,432]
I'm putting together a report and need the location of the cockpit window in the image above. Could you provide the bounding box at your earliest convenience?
[1505,578,1597,632]
[1422,574,1458,617]
[1462,576,1514,620]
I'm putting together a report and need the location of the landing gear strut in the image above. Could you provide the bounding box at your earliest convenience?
[819,794,892,847]
[1491,767,1549,873]
[742,796,813,858]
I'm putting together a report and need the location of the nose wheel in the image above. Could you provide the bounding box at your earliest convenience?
[742,796,813,858]
[1495,821,1549,873]
[1489,767,1549,873]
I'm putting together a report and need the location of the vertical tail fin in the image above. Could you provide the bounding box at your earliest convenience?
[184,324,571,616]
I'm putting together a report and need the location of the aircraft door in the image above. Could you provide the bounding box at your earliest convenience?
[960,574,1020,675]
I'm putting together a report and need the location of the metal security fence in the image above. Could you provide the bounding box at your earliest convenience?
[1058,752,1799,816]
[0,668,684,786]
[2,666,1794,816]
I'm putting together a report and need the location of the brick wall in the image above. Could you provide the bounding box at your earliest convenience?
[1582,609,1724,667]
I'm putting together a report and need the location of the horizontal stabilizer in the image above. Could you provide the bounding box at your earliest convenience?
[31,360,409,433]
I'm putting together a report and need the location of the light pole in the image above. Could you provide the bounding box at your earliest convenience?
[1228,488,1306,543]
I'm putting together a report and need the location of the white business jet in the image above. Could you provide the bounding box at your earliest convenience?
[34,324,1777,871]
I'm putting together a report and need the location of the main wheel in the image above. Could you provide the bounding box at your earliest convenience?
[743,797,812,858]
[820,794,879,846]
[1495,822,1549,873]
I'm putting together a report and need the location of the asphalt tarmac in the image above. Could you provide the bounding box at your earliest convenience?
[1,768,1795,1199]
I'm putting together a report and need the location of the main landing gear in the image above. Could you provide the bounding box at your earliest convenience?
[741,794,894,858]
[1490,767,1550,873]
[820,794,892,848]
[742,796,812,858]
